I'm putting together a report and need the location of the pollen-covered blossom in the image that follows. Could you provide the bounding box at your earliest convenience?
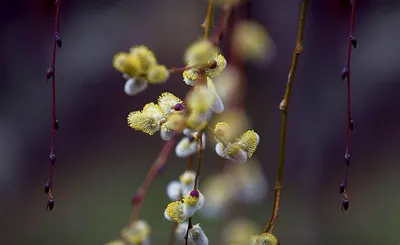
[146,64,169,84]
[182,189,205,217]
[199,174,236,218]
[179,170,196,195]
[127,103,165,135]
[175,130,206,158]
[188,223,209,245]
[120,220,151,245]
[215,122,259,163]
[164,200,186,224]
[129,45,157,72]
[158,92,184,117]
[182,54,227,85]
[113,45,170,95]
[113,52,142,78]
[187,84,216,114]
[184,39,219,66]
[127,93,185,137]
[232,21,274,62]
[249,233,278,245]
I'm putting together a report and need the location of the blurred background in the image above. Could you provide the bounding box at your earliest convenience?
[1,0,400,244]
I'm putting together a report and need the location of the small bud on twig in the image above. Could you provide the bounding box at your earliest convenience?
[341,199,349,212]
[350,36,357,48]
[340,67,349,80]
[47,198,55,211]
[44,183,50,194]
[339,183,345,194]
[49,152,56,165]
[349,118,354,131]
[46,68,54,81]
[344,153,351,165]
[54,119,59,130]
[56,35,62,48]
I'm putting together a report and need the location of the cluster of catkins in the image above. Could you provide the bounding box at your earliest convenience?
[106,1,278,242]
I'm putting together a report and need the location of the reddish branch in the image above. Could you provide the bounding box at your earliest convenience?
[128,137,177,226]
[340,0,357,212]
[45,0,62,212]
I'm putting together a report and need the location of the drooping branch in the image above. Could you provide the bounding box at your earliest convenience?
[264,0,309,234]
[45,0,62,212]
[339,0,357,212]
[128,137,177,226]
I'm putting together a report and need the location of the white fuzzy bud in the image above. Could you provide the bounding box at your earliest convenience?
[188,224,209,245]
[160,127,175,141]
[124,77,148,96]
[166,180,182,201]
[175,222,189,241]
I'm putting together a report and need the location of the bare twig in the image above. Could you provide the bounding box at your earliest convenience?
[340,0,357,212]
[45,0,62,212]
[264,0,309,233]
[128,137,177,226]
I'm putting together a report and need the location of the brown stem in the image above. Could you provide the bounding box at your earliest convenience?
[202,1,214,39]
[45,0,62,211]
[128,137,177,226]
[186,155,194,171]
[184,218,193,245]
[210,8,231,45]
[340,0,357,211]
[193,132,204,190]
[264,0,309,233]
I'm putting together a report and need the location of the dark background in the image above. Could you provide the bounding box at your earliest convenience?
[1,0,399,244]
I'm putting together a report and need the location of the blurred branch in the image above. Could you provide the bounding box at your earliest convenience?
[264,0,309,234]
[128,137,177,226]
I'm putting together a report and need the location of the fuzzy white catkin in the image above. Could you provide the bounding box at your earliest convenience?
[175,137,199,158]
[183,191,205,217]
[188,224,209,245]
[215,142,226,158]
[211,93,224,113]
[166,181,182,201]
[183,203,198,217]
[175,222,189,241]
[238,171,268,204]
[160,127,175,141]
[124,77,148,96]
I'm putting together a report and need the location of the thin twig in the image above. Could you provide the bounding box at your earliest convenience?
[202,1,214,39]
[128,137,177,226]
[340,0,357,212]
[45,0,62,211]
[210,8,231,45]
[264,0,309,233]
[193,132,204,190]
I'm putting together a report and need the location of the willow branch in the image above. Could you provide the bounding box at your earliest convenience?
[45,0,62,212]
[264,0,309,233]
[339,0,357,212]
[128,137,177,226]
